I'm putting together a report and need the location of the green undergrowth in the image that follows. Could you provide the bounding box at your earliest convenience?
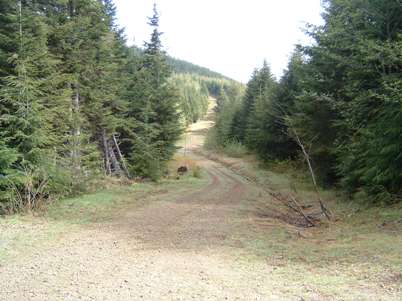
[222,140,249,158]
[205,132,248,158]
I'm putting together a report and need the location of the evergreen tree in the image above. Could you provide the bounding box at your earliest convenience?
[0,0,238,213]
[302,0,402,197]
[125,5,182,180]
[266,51,302,159]
[233,69,259,143]
[0,0,54,211]
[244,61,277,155]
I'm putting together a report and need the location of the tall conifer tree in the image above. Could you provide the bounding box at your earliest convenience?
[126,5,181,180]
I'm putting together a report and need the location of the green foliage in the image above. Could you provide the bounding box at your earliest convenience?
[171,74,209,124]
[123,5,182,180]
[243,62,277,155]
[212,0,402,204]
[192,166,202,179]
[223,140,248,158]
[204,127,220,151]
[0,1,56,213]
[3,0,399,211]
[211,79,245,144]
[1,2,223,213]
[302,0,402,198]
[217,61,294,161]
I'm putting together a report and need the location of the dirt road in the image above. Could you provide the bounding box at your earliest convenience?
[1,161,272,300]
[1,101,400,301]
[0,102,284,300]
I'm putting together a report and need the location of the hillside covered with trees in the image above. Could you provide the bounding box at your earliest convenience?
[210,0,402,205]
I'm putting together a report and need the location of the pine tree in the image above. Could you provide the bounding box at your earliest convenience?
[266,51,302,159]
[0,0,55,211]
[244,61,277,155]
[234,69,259,143]
[302,0,402,198]
[47,0,118,187]
[125,5,182,180]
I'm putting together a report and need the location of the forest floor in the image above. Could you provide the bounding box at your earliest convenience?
[1,101,401,300]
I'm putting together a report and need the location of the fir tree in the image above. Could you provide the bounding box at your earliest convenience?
[244,61,277,154]
[0,1,53,211]
[126,5,182,180]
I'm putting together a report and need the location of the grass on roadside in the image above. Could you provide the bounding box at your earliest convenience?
[216,146,402,267]
[204,137,402,298]
[0,166,208,264]
[223,140,249,158]
[45,174,207,225]
[238,203,402,299]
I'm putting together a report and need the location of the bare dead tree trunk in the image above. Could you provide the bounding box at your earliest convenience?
[71,84,81,175]
[108,140,122,176]
[288,195,316,226]
[26,179,32,210]
[112,134,130,177]
[271,190,316,227]
[289,126,332,220]
[262,103,332,223]
[102,129,112,175]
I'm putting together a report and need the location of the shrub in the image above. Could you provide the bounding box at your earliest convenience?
[204,127,220,151]
[192,166,202,178]
[223,140,248,158]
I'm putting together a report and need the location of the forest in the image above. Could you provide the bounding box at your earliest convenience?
[210,0,402,205]
[0,0,401,212]
[0,0,233,213]
[1,0,402,299]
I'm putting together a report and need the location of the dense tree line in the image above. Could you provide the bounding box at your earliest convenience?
[207,78,245,147]
[213,0,402,204]
[0,1,213,213]
[170,74,209,124]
